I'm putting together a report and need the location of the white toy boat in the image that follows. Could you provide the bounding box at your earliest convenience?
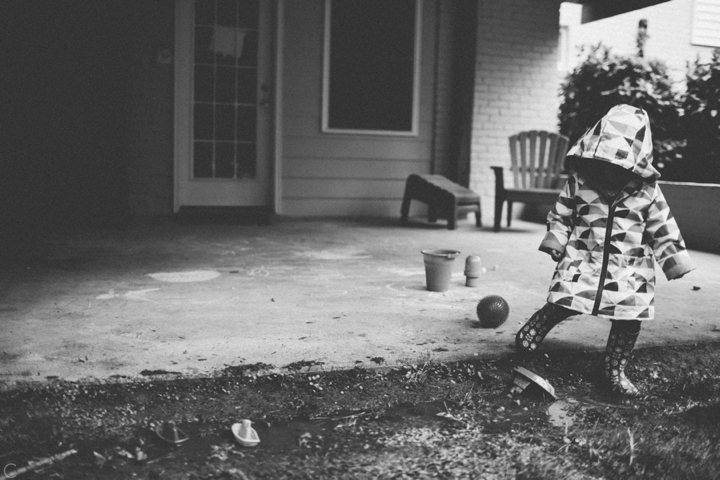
[232,419,260,447]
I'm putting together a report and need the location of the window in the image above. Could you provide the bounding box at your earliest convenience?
[692,0,720,48]
[322,0,421,135]
[192,0,259,179]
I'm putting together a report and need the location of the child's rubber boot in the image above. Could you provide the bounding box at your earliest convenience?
[515,303,573,354]
[603,321,641,397]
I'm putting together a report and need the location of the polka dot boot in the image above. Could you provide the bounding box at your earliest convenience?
[604,321,641,397]
[515,303,575,354]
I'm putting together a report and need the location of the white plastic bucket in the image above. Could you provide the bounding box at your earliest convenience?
[421,249,460,292]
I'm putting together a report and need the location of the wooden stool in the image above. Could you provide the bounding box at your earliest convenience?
[400,174,482,230]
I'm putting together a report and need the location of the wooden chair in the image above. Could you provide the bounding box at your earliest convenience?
[491,130,570,232]
[400,174,481,230]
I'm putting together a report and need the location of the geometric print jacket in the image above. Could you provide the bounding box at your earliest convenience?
[539,105,694,320]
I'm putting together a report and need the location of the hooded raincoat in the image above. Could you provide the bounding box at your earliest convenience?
[541,105,694,320]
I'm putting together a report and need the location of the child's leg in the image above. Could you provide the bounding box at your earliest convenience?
[604,320,641,396]
[516,302,575,353]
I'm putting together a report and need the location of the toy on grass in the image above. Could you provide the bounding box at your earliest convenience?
[476,295,510,328]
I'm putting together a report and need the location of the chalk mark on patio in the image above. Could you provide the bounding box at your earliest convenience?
[149,271,221,283]
[96,289,161,302]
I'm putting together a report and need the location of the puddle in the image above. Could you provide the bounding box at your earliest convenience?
[384,401,456,422]
[256,419,330,451]
[144,418,328,461]
[142,402,458,462]
[547,398,577,428]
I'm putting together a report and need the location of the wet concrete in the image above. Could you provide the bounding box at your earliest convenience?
[1,216,719,385]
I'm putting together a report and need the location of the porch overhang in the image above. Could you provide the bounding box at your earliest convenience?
[566,0,672,24]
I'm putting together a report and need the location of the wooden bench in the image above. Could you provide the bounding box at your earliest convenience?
[400,174,481,230]
[492,130,570,231]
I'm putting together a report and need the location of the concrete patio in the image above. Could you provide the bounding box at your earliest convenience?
[1,216,718,385]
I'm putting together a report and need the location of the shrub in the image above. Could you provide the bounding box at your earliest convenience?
[560,44,720,184]
[670,50,720,183]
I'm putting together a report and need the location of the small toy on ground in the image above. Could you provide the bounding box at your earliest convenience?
[464,255,482,287]
[510,366,556,399]
[155,420,189,445]
[232,419,260,447]
[476,295,510,328]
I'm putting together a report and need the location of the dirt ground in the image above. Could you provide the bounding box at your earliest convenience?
[1,340,719,479]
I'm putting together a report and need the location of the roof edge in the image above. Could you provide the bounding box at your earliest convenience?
[564,0,672,24]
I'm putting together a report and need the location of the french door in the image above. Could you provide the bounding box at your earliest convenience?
[174,0,274,209]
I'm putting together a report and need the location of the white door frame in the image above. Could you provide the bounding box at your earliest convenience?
[173,0,284,213]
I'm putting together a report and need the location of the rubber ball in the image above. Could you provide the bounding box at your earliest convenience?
[476,295,510,328]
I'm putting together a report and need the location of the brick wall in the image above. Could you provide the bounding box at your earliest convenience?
[470,0,562,220]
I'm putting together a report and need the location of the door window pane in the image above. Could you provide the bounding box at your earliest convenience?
[215,142,236,178]
[194,26,214,64]
[236,69,257,104]
[193,142,214,178]
[236,106,256,142]
[216,0,238,27]
[195,1,215,26]
[194,65,214,102]
[215,66,236,103]
[237,31,258,67]
[194,104,214,140]
[237,143,256,178]
[237,1,258,28]
[215,105,236,141]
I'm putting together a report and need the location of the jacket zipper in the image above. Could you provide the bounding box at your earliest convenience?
[591,197,618,315]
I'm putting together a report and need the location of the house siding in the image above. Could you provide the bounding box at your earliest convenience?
[279,0,439,217]
[470,0,562,219]
[123,0,564,221]
[562,0,717,82]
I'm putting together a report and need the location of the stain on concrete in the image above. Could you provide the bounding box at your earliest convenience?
[149,271,221,283]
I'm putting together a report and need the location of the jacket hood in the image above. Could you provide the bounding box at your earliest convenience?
[566,104,660,181]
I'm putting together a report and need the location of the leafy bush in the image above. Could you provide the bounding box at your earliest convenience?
[670,50,720,183]
[559,44,679,171]
[560,45,720,184]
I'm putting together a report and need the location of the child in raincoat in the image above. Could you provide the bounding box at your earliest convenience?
[515,104,694,396]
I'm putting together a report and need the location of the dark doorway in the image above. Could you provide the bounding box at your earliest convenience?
[1,0,130,250]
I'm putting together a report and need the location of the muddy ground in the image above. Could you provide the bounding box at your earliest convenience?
[1,342,719,479]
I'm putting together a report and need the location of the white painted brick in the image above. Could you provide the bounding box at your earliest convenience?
[470,0,562,220]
